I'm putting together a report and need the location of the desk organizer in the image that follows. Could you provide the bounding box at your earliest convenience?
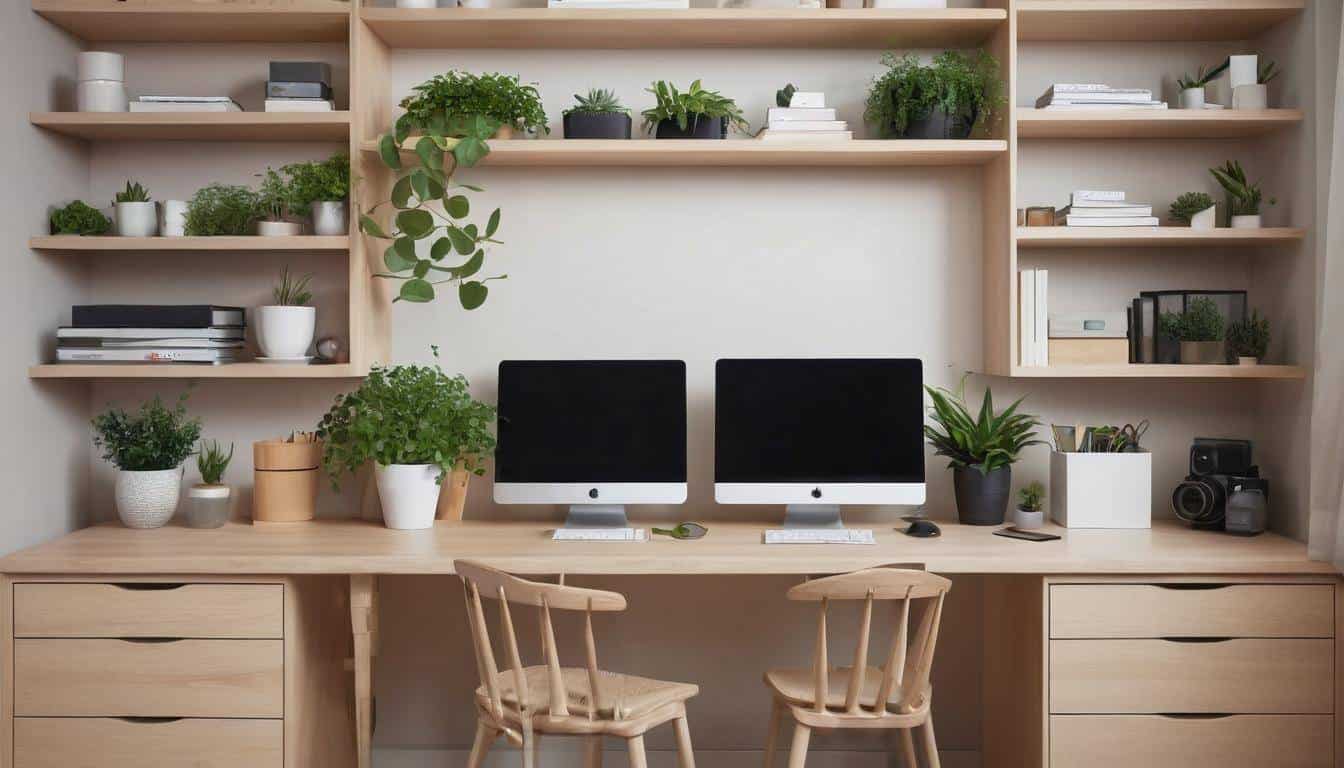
[253,438,322,523]
[1051,450,1152,528]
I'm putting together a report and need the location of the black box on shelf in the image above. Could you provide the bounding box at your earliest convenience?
[267,81,335,100]
[1136,290,1248,364]
[268,61,332,85]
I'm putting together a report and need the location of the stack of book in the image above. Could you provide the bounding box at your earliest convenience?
[130,96,242,113]
[56,305,246,366]
[757,92,851,142]
[548,0,689,9]
[265,61,336,113]
[1018,268,1049,366]
[1035,83,1167,110]
[1058,190,1158,227]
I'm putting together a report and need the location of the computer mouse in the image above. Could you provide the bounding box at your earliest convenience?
[903,520,942,538]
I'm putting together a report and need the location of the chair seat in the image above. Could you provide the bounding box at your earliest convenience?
[478,666,698,721]
[765,666,920,711]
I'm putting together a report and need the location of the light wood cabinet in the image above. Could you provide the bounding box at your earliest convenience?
[13,582,283,638]
[1050,715,1333,768]
[1049,583,1335,639]
[14,717,284,768]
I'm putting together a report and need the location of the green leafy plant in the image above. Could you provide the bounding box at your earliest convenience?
[284,153,350,210]
[50,200,111,236]
[185,184,260,236]
[1176,59,1229,90]
[399,70,548,137]
[1227,309,1271,360]
[316,348,497,489]
[1169,191,1215,225]
[113,181,152,204]
[776,83,797,108]
[1017,482,1044,512]
[563,88,628,116]
[272,266,313,307]
[1160,297,1225,342]
[1210,160,1275,217]
[1258,59,1280,84]
[92,392,202,472]
[924,378,1044,474]
[196,440,234,485]
[864,50,1005,139]
[640,79,750,135]
[1089,425,1132,453]
[256,168,304,222]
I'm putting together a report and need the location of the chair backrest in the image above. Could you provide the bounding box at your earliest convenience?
[787,568,951,716]
[455,560,628,727]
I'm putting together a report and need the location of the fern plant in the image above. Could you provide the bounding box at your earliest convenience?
[864,50,1004,139]
[923,378,1044,474]
[1176,60,1229,90]
[563,88,628,116]
[1169,192,1215,225]
[640,80,750,135]
[196,440,234,485]
[113,181,151,204]
[1210,160,1275,217]
[272,266,313,307]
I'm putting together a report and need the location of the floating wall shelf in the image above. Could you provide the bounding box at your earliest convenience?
[32,0,351,43]
[30,112,352,142]
[1016,108,1305,140]
[29,363,367,381]
[1016,227,1306,247]
[1016,0,1305,41]
[1006,364,1307,380]
[30,236,352,252]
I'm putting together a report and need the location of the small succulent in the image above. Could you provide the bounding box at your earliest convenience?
[196,440,234,486]
[1227,309,1271,360]
[776,83,797,108]
[1017,482,1045,512]
[1258,59,1279,84]
[1177,59,1229,90]
[272,266,313,307]
[113,181,152,204]
[564,88,629,116]
[1169,192,1215,225]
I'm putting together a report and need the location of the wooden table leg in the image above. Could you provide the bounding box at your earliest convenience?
[351,575,378,768]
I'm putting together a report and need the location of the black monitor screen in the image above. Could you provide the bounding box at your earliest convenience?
[715,358,925,484]
[496,360,688,483]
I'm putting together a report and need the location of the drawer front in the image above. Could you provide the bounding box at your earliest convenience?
[1050,715,1332,768]
[1050,638,1333,714]
[1050,583,1334,639]
[14,638,284,718]
[14,717,283,768]
[14,582,283,638]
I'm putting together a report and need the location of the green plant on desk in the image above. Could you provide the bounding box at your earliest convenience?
[284,153,350,210]
[1017,482,1044,512]
[92,392,201,471]
[113,180,152,204]
[400,70,549,137]
[923,380,1042,473]
[196,440,234,485]
[564,88,629,117]
[272,266,313,307]
[1176,60,1229,91]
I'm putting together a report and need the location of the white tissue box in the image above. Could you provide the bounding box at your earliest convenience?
[1050,450,1152,529]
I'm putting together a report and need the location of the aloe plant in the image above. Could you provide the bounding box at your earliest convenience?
[563,88,628,116]
[1176,59,1229,90]
[113,181,151,204]
[923,378,1044,474]
[1210,160,1275,217]
[196,440,234,485]
[272,266,313,307]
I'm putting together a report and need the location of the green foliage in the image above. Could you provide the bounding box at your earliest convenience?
[1210,160,1275,217]
[1160,297,1225,342]
[256,168,304,222]
[864,50,1005,138]
[1017,481,1045,512]
[1227,309,1271,360]
[563,88,628,116]
[640,79,750,135]
[1169,191,1215,225]
[92,392,201,472]
[1258,59,1279,84]
[284,153,350,209]
[776,83,797,108]
[923,377,1044,474]
[50,200,111,236]
[196,440,234,485]
[399,70,549,136]
[113,180,152,204]
[1176,59,1229,90]
[316,351,497,489]
[273,266,313,307]
[185,184,260,236]
[1089,425,1133,453]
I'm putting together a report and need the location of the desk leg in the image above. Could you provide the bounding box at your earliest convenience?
[351,575,378,768]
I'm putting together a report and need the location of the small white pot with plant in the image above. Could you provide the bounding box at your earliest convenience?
[1227,309,1270,365]
[185,440,234,529]
[1161,297,1227,364]
[1233,59,1277,110]
[255,267,315,361]
[113,180,157,237]
[316,350,497,530]
[93,393,201,529]
[1169,192,1216,229]
[1013,481,1046,529]
[1212,159,1274,228]
[285,153,350,237]
[256,167,303,237]
[1176,61,1226,110]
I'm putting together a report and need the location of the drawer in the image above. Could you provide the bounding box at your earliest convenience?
[1050,714,1332,768]
[14,717,283,768]
[14,582,283,638]
[15,638,284,718]
[1050,583,1334,639]
[1050,638,1333,714]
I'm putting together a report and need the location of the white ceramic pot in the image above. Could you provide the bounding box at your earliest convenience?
[1179,88,1205,110]
[159,200,188,237]
[257,220,303,237]
[76,80,128,112]
[115,201,157,237]
[1012,507,1045,530]
[255,305,316,358]
[375,464,443,530]
[1190,205,1217,230]
[1232,83,1268,110]
[184,485,232,529]
[1229,54,1258,89]
[115,467,182,529]
[78,51,123,82]
[1231,214,1263,229]
[396,0,438,7]
[311,201,348,236]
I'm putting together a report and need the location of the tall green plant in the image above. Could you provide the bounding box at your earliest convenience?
[92,393,202,471]
[1227,309,1271,359]
[257,168,304,222]
[272,266,313,306]
[923,378,1043,474]
[640,80,750,135]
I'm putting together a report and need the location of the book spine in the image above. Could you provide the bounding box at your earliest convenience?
[266,81,334,100]
[73,306,237,329]
[1072,190,1126,202]
[1019,269,1036,367]
[1035,270,1049,366]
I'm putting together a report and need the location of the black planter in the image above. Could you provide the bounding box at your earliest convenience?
[953,465,1011,525]
[899,106,978,140]
[563,111,632,140]
[654,116,727,140]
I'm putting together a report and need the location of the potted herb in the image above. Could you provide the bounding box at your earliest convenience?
[184,183,259,236]
[316,352,497,530]
[924,379,1044,525]
[563,88,632,140]
[92,393,201,529]
[185,440,234,529]
[1211,160,1274,228]
[1234,59,1277,110]
[50,200,111,236]
[641,80,750,139]
[864,50,1004,139]
[256,266,315,361]
[1013,481,1046,530]
[256,168,304,237]
[1169,192,1216,229]
[113,180,156,237]
[398,70,548,139]
[1227,309,1271,364]
[1160,296,1226,364]
[1175,61,1228,109]
[285,153,350,236]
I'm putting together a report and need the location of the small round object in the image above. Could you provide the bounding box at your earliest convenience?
[315,335,344,362]
[811,487,822,499]
[588,488,600,499]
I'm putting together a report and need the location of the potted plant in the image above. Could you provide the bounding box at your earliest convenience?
[1013,481,1046,529]
[50,200,111,236]
[924,379,1044,526]
[641,80,750,139]
[1175,61,1227,109]
[256,168,304,236]
[398,70,548,139]
[1160,296,1226,364]
[1227,309,1270,364]
[864,50,1004,139]
[113,180,156,237]
[316,353,497,530]
[1211,160,1275,228]
[255,266,315,361]
[185,440,234,529]
[1169,192,1216,229]
[91,393,201,529]
[563,88,632,139]
[184,183,260,236]
[1234,59,1277,110]
[286,153,350,236]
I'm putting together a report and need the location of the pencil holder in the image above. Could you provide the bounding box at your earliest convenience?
[253,438,322,523]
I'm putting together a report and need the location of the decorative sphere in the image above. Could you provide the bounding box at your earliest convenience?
[316,336,344,362]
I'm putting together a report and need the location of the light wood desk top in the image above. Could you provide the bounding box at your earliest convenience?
[0,519,1333,577]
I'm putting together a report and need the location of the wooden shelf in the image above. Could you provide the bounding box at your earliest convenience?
[359,7,1007,49]
[32,0,350,43]
[30,236,351,252]
[1016,227,1306,247]
[1005,364,1307,380]
[30,112,351,142]
[1017,0,1304,41]
[1016,108,1304,139]
[361,138,1007,167]
[29,363,365,380]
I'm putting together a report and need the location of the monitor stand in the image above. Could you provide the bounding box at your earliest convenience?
[563,504,630,528]
[783,504,843,528]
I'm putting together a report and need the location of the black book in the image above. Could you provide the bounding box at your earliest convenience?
[73,305,245,329]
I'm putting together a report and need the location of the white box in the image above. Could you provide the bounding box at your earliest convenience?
[1050,450,1152,528]
[787,92,826,109]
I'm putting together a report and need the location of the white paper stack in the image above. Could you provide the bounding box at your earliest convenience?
[1018,268,1049,367]
[1060,190,1159,227]
[264,99,335,112]
[1036,83,1167,110]
[548,0,688,7]
[758,93,852,141]
[130,96,242,113]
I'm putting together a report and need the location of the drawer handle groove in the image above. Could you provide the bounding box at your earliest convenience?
[1157,713,1234,720]
[119,637,185,644]
[112,583,186,591]
[1159,636,1232,643]
[1155,583,1231,591]
[115,717,185,724]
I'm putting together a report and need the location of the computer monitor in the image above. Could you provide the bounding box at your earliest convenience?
[494,360,688,528]
[714,358,926,528]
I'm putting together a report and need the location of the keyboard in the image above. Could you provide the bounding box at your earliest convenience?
[552,528,647,542]
[763,529,876,545]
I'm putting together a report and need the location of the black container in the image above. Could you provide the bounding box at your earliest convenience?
[654,116,727,140]
[563,111,632,140]
[953,465,1011,525]
[901,106,978,139]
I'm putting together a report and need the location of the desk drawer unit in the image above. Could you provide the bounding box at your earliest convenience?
[1049,714,1333,768]
[14,717,284,768]
[13,582,283,638]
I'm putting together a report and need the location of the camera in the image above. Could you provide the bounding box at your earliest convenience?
[1172,438,1265,530]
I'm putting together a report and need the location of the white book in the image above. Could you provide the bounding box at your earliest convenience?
[549,0,689,7]
[1042,103,1168,110]
[136,95,235,103]
[57,327,245,340]
[1072,190,1125,203]
[1047,84,1119,93]
[1035,269,1049,367]
[264,99,336,113]
[787,92,825,109]
[130,101,242,113]
[758,130,853,141]
[765,120,849,131]
[1037,92,1153,108]
[1019,269,1036,367]
[57,348,240,364]
[1066,215,1160,227]
[95,339,247,349]
[1064,205,1154,217]
[767,107,838,122]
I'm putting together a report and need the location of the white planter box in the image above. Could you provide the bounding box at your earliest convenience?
[1050,450,1151,529]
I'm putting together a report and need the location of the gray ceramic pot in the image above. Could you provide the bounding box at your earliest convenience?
[953,465,1011,525]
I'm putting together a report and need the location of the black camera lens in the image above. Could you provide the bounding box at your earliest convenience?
[1172,475,1227,525]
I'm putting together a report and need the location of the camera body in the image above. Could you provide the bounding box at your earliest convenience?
[1172,438,1266,530]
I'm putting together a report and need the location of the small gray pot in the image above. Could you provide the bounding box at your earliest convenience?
[953,465,1012,525]
[311,201,348,236]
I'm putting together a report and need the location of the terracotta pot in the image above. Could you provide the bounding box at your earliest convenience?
[437,465,472,521]
[252,439,322,523]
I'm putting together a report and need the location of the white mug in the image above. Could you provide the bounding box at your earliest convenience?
[158,200,188,237]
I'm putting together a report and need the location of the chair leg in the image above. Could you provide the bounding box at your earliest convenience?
[763,698,785,768]
[466,720,496,768]
[899,728,918,768]
[584,735,604,768]
[787,723,811,768]
[627,734,648,768]
[524,731,539,768]
[922,716,940,768]
[674,714,697,768]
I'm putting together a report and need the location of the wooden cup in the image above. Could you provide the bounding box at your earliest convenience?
[253,439,323,524]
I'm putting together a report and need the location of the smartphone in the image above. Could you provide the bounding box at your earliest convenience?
[993,527,1061,542]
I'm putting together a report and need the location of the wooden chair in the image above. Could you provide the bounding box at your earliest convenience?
[456,560,700,768]
[762,568,951,768]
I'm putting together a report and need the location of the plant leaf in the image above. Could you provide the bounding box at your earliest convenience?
[379,134,402,171]
[485,208,501,238]
[447,226,475,255]
[445,195,470,219]
[391,176,413,209]
[430,237,451,262]
[396,209,435,240]
[459,280,488,310]
[384,241,417,273]
[359,214,389,240]
[398,278,435,303]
